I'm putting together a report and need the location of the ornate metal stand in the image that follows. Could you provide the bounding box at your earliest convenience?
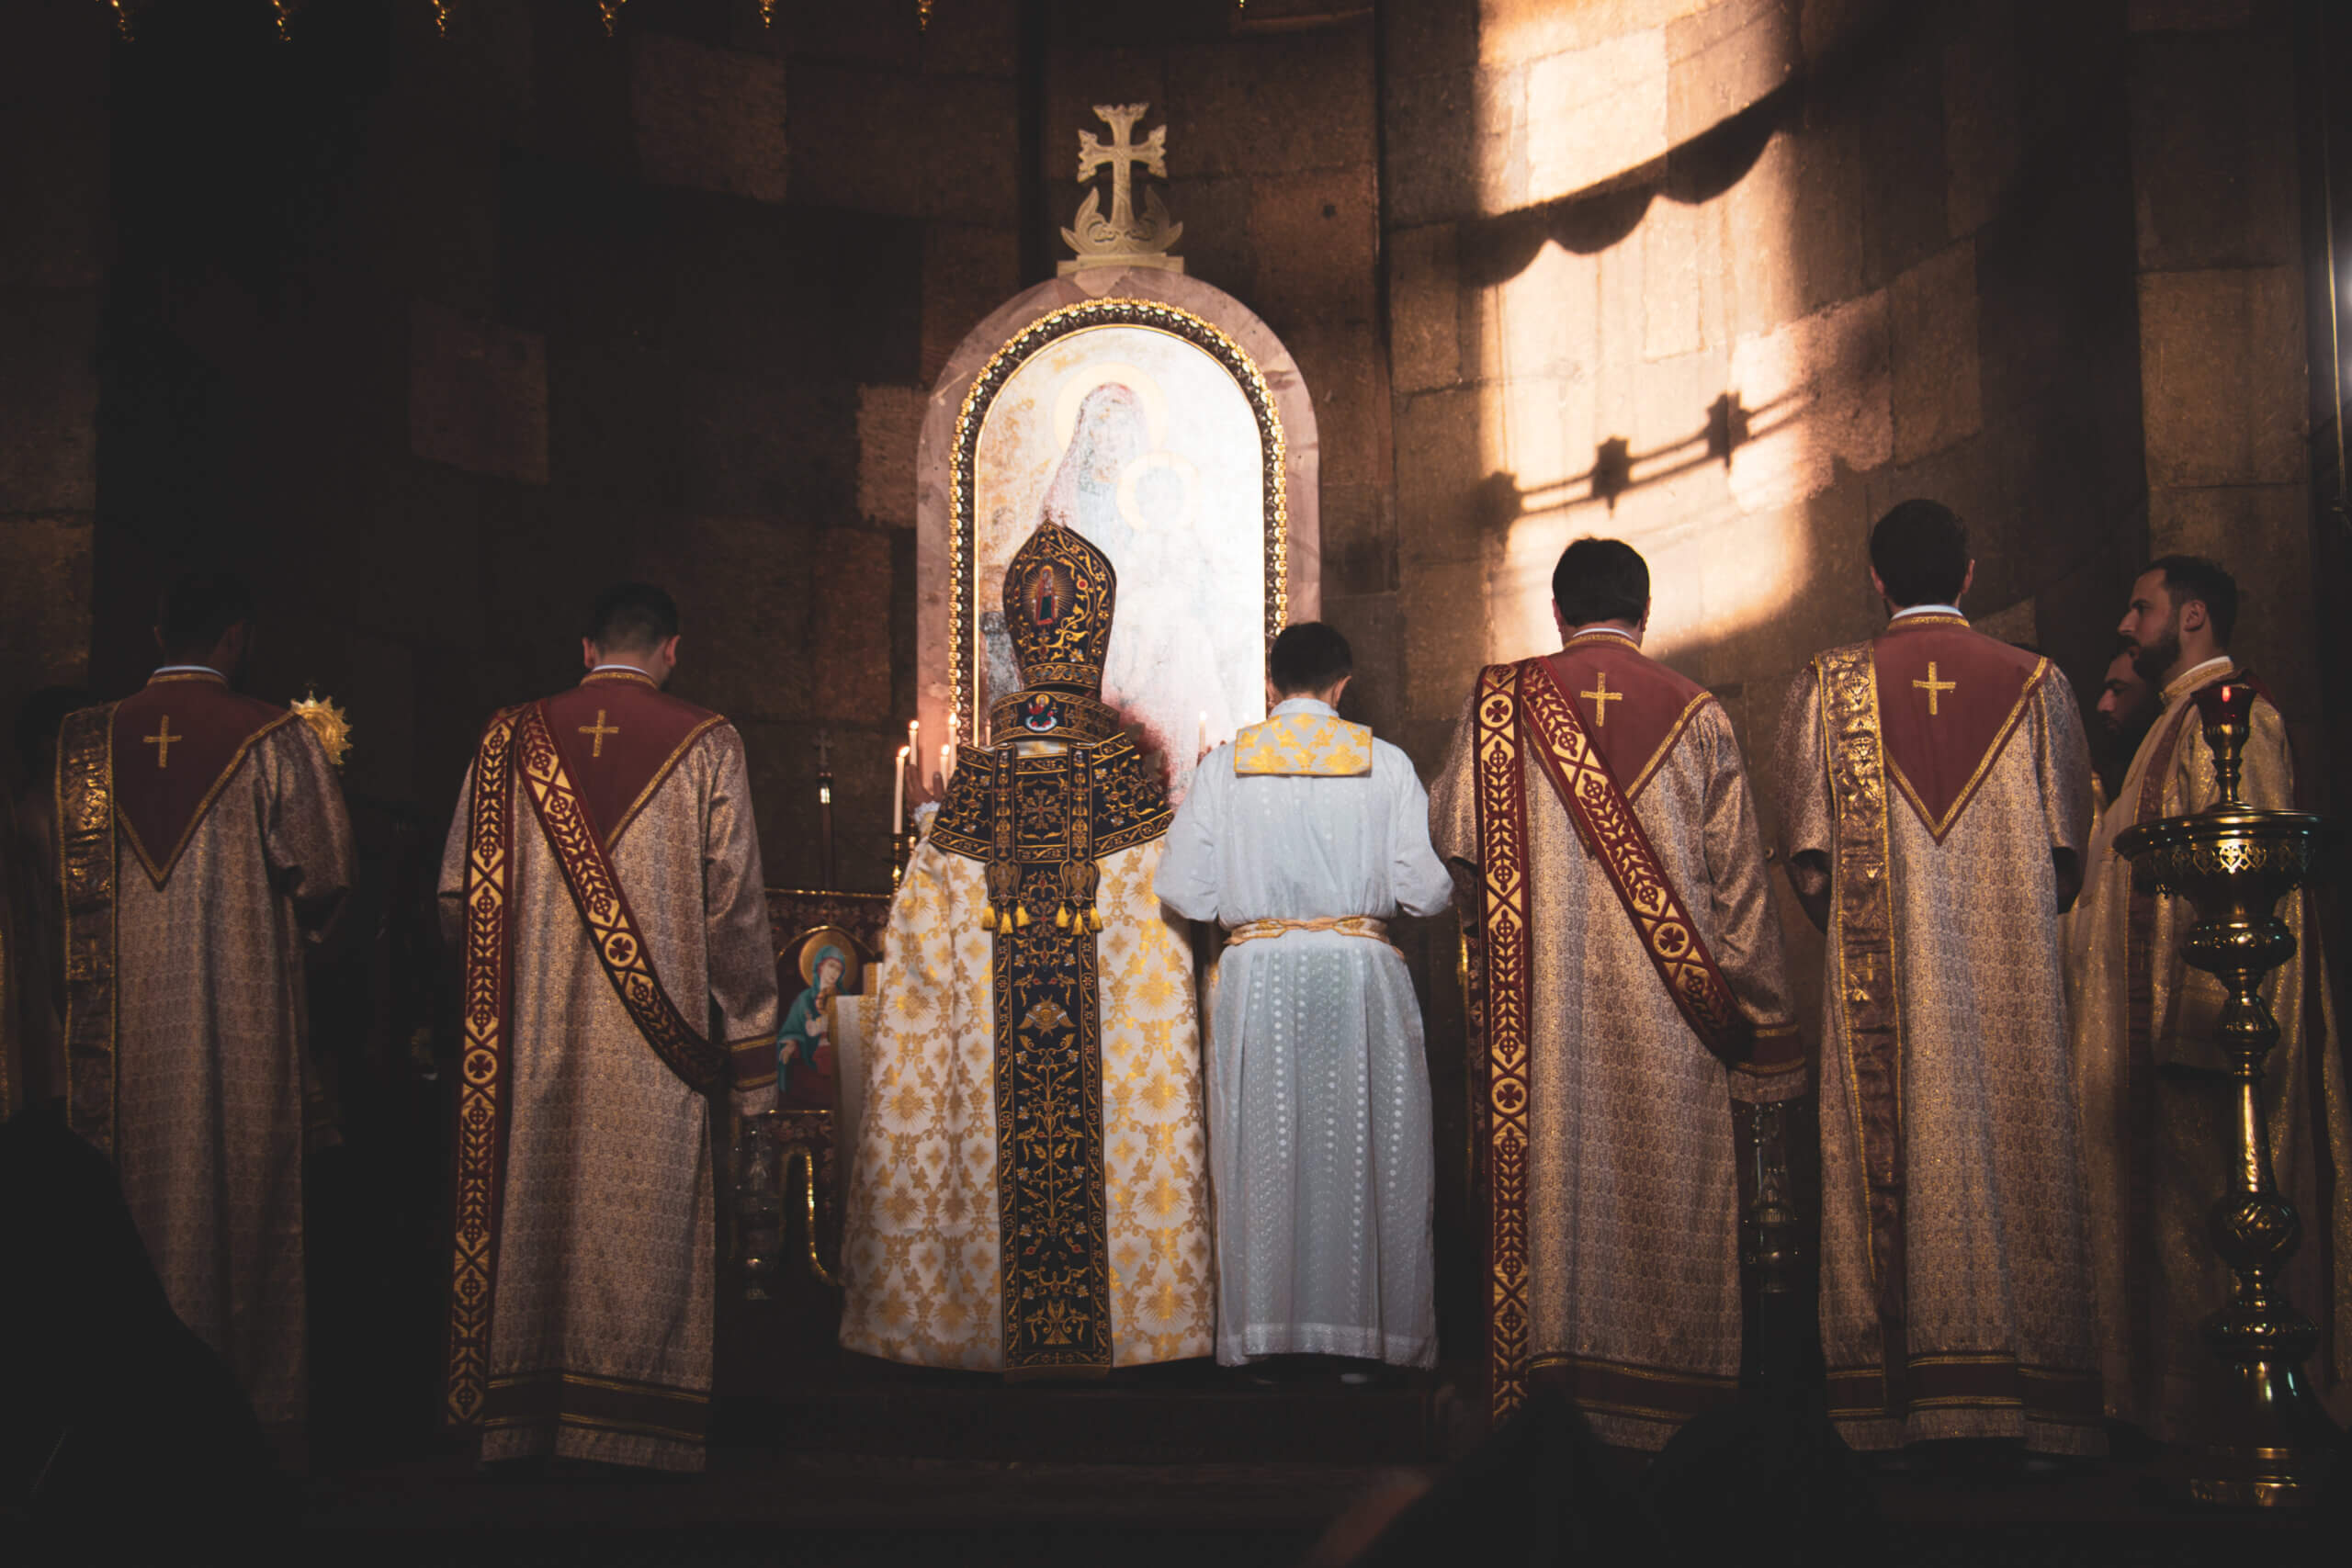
[2115,680,2340,1506]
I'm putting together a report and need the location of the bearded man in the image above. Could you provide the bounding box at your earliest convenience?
[2066,555,2352,1437]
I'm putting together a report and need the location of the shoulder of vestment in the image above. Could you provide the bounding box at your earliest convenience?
[928,731,1171,863]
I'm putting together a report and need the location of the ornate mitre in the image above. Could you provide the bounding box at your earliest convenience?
[989,522,1123,743]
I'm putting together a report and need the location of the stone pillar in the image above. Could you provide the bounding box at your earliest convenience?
[0,7,105,748]
[2127,1,2322,787]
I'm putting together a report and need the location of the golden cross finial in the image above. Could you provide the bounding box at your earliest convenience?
[144,716,181,769]
[579,709,620,758]
[1579,671,1624,727]
[1914,661,1957,716]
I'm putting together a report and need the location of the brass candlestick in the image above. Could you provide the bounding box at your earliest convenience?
[2114,678,2340,1506]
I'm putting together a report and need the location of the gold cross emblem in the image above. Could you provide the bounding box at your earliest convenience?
[1913,661,1957,716]
[579,709,620,758]
[144,717,181,769]
[1579,671,1623,727]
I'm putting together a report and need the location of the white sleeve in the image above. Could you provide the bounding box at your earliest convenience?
[1154,745,1227,924]
[1384,744,1454,919]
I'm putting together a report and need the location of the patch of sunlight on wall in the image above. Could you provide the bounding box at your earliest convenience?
[1475,0,1845,675]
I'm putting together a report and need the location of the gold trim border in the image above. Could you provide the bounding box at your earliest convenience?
[949,299,1289,742]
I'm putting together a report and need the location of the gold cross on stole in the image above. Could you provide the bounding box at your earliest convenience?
[1579,671,1623,726]
[144,717,181,768]
[580,710,620,758]
[1913,662,1956,716]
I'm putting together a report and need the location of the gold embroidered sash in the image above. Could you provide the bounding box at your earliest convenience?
[1470,662,1535,1422]
[1815,643,1909,1407]
[1225,915,1399,956]
[57,704,120,1156]
[446,705,519,1428]
[1516,658,1757,1066]
[514,700,727,1093]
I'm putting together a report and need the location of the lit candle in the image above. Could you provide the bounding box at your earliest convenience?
[1197,710,1209,759]
[908,718,920,762]
[893,745,908,834]
[940,741,953,785]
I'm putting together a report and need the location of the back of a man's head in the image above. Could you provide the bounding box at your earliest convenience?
[587,581,681,654]
[1868,501,1969,609]
[156,572,256,663]
[2146,553,2239,644]
[1552,537,1649,627]
[1270,622,1353,696]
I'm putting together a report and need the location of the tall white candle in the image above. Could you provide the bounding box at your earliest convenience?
[893,745,908,834]
[939,741,953,785]
[1198,710,1209,758]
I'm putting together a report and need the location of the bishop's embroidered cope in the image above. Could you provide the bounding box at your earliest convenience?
[841,520,1211,1375]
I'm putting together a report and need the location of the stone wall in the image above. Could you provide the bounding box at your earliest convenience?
[0,5,104,773]
[2127,0,2322,788]
[82,0,1029,894]
[1380,0,2164,1039]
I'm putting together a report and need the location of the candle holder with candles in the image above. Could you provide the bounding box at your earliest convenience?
[2114,677,2340,1506]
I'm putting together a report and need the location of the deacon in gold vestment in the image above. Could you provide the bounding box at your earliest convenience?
[840,520,1214,1372]
[56,574,355,1430]
[2067,556,2352,1436]
[1775,502,2102,1455]
[1431,540,1803,1448]
[439,585,778,1471]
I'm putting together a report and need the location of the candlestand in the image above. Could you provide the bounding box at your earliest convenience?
[2114,679,2340,1506]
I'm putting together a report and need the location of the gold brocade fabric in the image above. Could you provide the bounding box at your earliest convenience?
[435,721,778,1472]
[838,833,1214,1371]
[2066,678,2352,1436]
[80,715,354,1426]
[1430,678,1801,1450]
[1231,713,1374,777]
[1776,651,2103,1454]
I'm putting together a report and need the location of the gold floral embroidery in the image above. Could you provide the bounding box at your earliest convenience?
[1231,712,1374,777]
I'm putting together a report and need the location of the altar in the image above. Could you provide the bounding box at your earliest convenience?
[707,106,1445,1454]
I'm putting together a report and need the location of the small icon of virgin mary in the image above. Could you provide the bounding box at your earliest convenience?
[775,933,861,1107]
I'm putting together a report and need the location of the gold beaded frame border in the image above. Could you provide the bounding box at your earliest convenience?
[949,298,1289,740]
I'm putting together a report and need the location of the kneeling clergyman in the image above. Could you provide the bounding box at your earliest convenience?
[1430,538,1804,1446]
[1774,501,2103,1457]
[840,519,1214,1372]
[439,584,779,1472]
[2067,555,2352,1438]
[1155,622,1453,1372]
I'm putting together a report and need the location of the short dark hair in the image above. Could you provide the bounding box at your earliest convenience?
[2145,554,2239,643]
[156,571,256,660]
[588,582,681,652]
[1551,538,1649,627]
[1869,500,1970,607]
[1269,622,1353,695]
[14,685,92,778]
